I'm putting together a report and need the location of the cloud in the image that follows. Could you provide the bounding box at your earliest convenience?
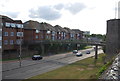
[65,2,86,15]
[2,11,20,18]
[54,3,64,10]
[29,6,62,20]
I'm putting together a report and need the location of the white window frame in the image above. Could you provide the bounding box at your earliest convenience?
[0,36,2,40]
[17,32,23,37]
[36,30,39,33]
[4,40,8,45]
[10,40,14,45]
[10,32,14,36]
[4,32,8,36]
[47,31,51,34]
[58,32,61,34]
[11,23,16,27]
[16,24,23,28]
[5,22,11,27]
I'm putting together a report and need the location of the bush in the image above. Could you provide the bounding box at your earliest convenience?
[97,61,112,77]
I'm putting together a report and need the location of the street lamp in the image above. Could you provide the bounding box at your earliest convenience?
[19,24,23,67]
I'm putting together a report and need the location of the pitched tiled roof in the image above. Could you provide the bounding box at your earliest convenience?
[54,25,66,32]
[23,20,40,29]
[64,27,72,33]
[40,22,55,31]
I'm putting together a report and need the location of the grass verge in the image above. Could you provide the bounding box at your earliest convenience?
[24,53,111,80]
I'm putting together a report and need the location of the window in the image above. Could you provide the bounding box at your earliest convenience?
[1,23,3,26]
[4,40,8,45]
[16,39,22,45]
[16,24,23,28]
[0,36,2,40]
[5,22,11,27]
[58,32,61,34]
[10,40,14,45]
[4,32,8,36]
[64,33,66,37]
[10,32,14,36]
[21,24,23,28]
[36,35,39,39]
[52,31,55,35]
[17,32,23,37]
[36,30,39,33]
[11,23,16,27]
[47,31,51,34]
[46,35,49,39]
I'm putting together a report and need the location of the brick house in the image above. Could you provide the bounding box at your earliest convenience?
[40,22,56,41]
[64,27,72,40]
[72,29,83,40]
[54,25,66,40]
[1,15,24,52]
[23,20,43,44]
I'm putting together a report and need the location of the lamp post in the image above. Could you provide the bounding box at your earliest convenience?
[19,24,23,67]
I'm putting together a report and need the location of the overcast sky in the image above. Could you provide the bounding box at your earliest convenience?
[0,0,119,34]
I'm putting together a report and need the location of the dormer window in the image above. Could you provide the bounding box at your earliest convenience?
[16,24,23,28]
[5,22,11,27]
[47,31,51,34]
[36,30,39,33]
[11,23,16,27]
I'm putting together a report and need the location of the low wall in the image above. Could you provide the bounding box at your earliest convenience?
[100,53,120,80]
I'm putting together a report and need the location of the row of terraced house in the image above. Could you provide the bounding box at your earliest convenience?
[1,15,84,52]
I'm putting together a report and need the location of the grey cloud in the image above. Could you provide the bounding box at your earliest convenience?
[54,3,64,10]
[65,3,86,15]
[2,11,20,18]
[29,6,61,20]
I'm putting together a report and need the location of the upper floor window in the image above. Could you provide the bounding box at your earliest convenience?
[64,33,66,37]
[58,32,61,34]
[77,34,80,37]
[0,36,2,40]
[10,32,14,36]
[4,40,8,45]
[52,31,55,35]
[36,30,39,33]
[10,40,14,45]
[4,32,8,36]
[11,23,16,27]
[16,24,23,28]
[47,31,51,34]
[5,22,11,27]
[17,32,23,37]
[1,23,3,26]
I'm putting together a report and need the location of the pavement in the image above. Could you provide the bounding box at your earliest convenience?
[2,48,103,80]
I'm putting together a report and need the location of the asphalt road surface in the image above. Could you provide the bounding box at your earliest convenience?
[2,48,103,80]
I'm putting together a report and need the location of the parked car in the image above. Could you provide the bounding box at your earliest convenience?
[73,50,78,54]
[86,51,91,54]
[32,55,43,60]
[76,52,82,57]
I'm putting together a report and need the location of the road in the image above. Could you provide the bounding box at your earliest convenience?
[2,48,103,80]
